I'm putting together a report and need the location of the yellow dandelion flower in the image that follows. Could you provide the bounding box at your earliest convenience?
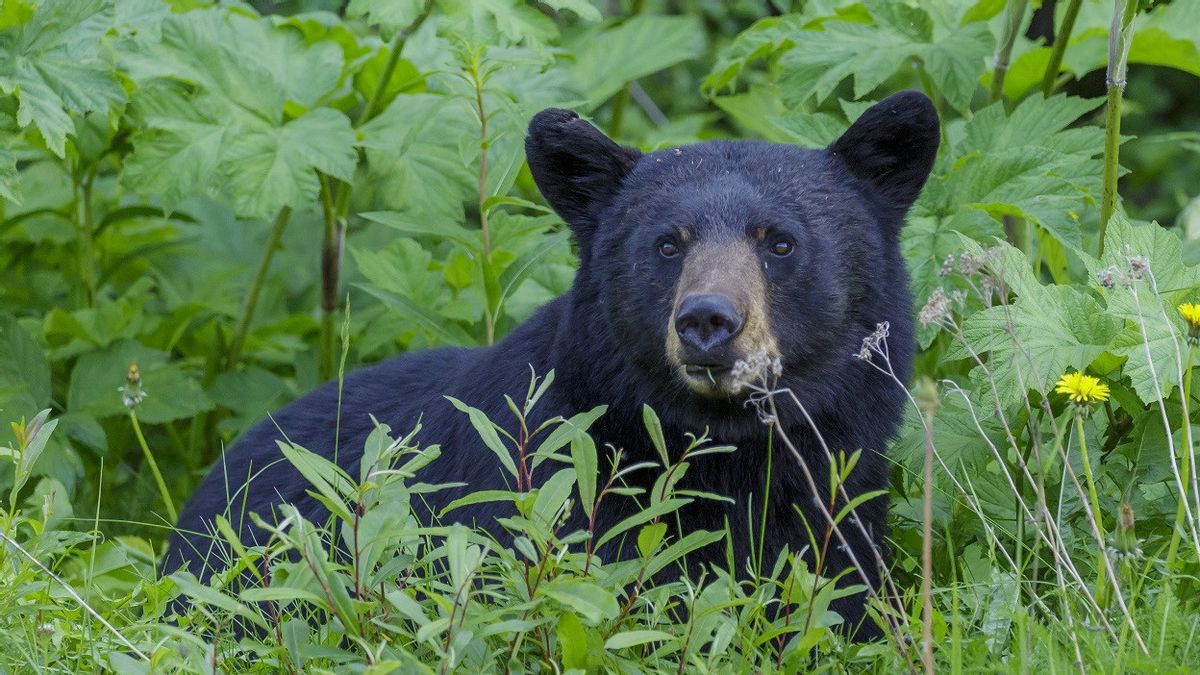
[1179,303,1200,344]
[1054,371,1110,405]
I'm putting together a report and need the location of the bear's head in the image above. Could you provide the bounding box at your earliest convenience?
[526,92,938,417]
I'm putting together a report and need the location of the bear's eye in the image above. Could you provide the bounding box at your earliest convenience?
[769,239,794,257]
[658,240,680,259]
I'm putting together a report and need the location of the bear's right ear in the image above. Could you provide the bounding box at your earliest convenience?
[526,109,641,232]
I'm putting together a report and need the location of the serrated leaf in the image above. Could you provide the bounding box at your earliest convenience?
[949,240,1119,406]
[774,0,994,109]
[224,108,356,218]
[571,15,705,106]
[0,0,125,156]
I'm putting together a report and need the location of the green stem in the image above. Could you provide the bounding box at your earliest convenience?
[1165,346,1195,572]
[1098,0,1139,255]
[130,410,177,524]
[227,206,291,371]
[1076,412,1107,604]
[608,0,645,137]
[468,56,496,345]
[76,165,98,307]
[989,0,1029,103]
[317,2,434,379]
[1041,0,1083,98]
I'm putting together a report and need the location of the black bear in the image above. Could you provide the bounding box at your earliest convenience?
[165,91,939,640]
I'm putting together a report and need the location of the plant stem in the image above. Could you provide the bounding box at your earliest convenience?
[1075,412,1107,604]
[469,56,496,345]
[1165,346,1195,572]
[607,0,646,137]
[76,165,98,307]
[130,410,177,524]
[1098,0,1139,255]
[317,2,435,380]
[1041,0,1083,97]
[990,0,1029,103]
[227,206,291,371]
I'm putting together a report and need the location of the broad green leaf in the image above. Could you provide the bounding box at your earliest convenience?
[0,314,50,419]
[540,578,620,625]
[0,0,125,156]
[66,339,213,424]
[224,108,356,218]
[571,15,705,107]
[1079,215,1200,403]
[439,0,557,46]
[775,0,994,109]
[356,284,476,347]
[346,0,427,32]
[359,94,477,223]
[948,241,1119,406]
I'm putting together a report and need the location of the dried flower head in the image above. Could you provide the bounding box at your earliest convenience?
[1179,303,1200,345]
[1054,371,1110,408]
[856,321,891,362]
[1096,266,1119,289]
[918,289,952,328]
[731,349,782,389]
[1128,255,1149,280]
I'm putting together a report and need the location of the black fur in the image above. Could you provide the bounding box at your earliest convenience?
[165,91,939,640]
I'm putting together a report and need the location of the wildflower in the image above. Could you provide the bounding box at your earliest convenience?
[856,321,890,362]
[1128,255,1148,280]
[1054,371,1110,408]
[1179,303,1200,345]
[918,289,952,328]
[119,361,146,410]
[1096,266,1118,289]
[731,348,783,389]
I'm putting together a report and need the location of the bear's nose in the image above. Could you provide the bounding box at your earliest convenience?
[675,294,745,358]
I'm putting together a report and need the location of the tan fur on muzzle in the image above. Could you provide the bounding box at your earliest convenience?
[666,240,780,395]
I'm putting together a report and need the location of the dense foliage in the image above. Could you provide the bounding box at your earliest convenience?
[2,0,1200,671]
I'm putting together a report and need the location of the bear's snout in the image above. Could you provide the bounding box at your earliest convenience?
[674,293,744,361]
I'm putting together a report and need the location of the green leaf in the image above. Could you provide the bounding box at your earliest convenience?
[278,441,356,523]
[775,0,994,109]
[541,578,620,625]
[0,314,51,419]
[346,0,427,32]
[224,108,356,218]
[642,404,669,467]
[445,396,517,478]
[356,284,476,347]
[571,15,705,107]
[0,0,125,156]
[570,432,598,518]
[66,339,213,424]
[439,0,557,46]
[948,241,1120,407]
[605,630,675,650]
[358,94,477,223]
[1079,215,1200,403]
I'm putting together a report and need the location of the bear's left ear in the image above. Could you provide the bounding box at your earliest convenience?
[526,109,641,235]
[828,91,940,214]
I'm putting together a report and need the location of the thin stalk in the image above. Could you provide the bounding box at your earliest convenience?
[76,165,98,307]
[468,58,496,345]
[1041,0,1084,97]
[317,1,435,379]
[227,206,291,371]
[990,0,1029,103]
[1165,346,1196,571]
[919,379,937,675]
[1075,412,1107,604]
[607,0,646,137]
[1098,0,1139,254]
[130,410,177,524]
